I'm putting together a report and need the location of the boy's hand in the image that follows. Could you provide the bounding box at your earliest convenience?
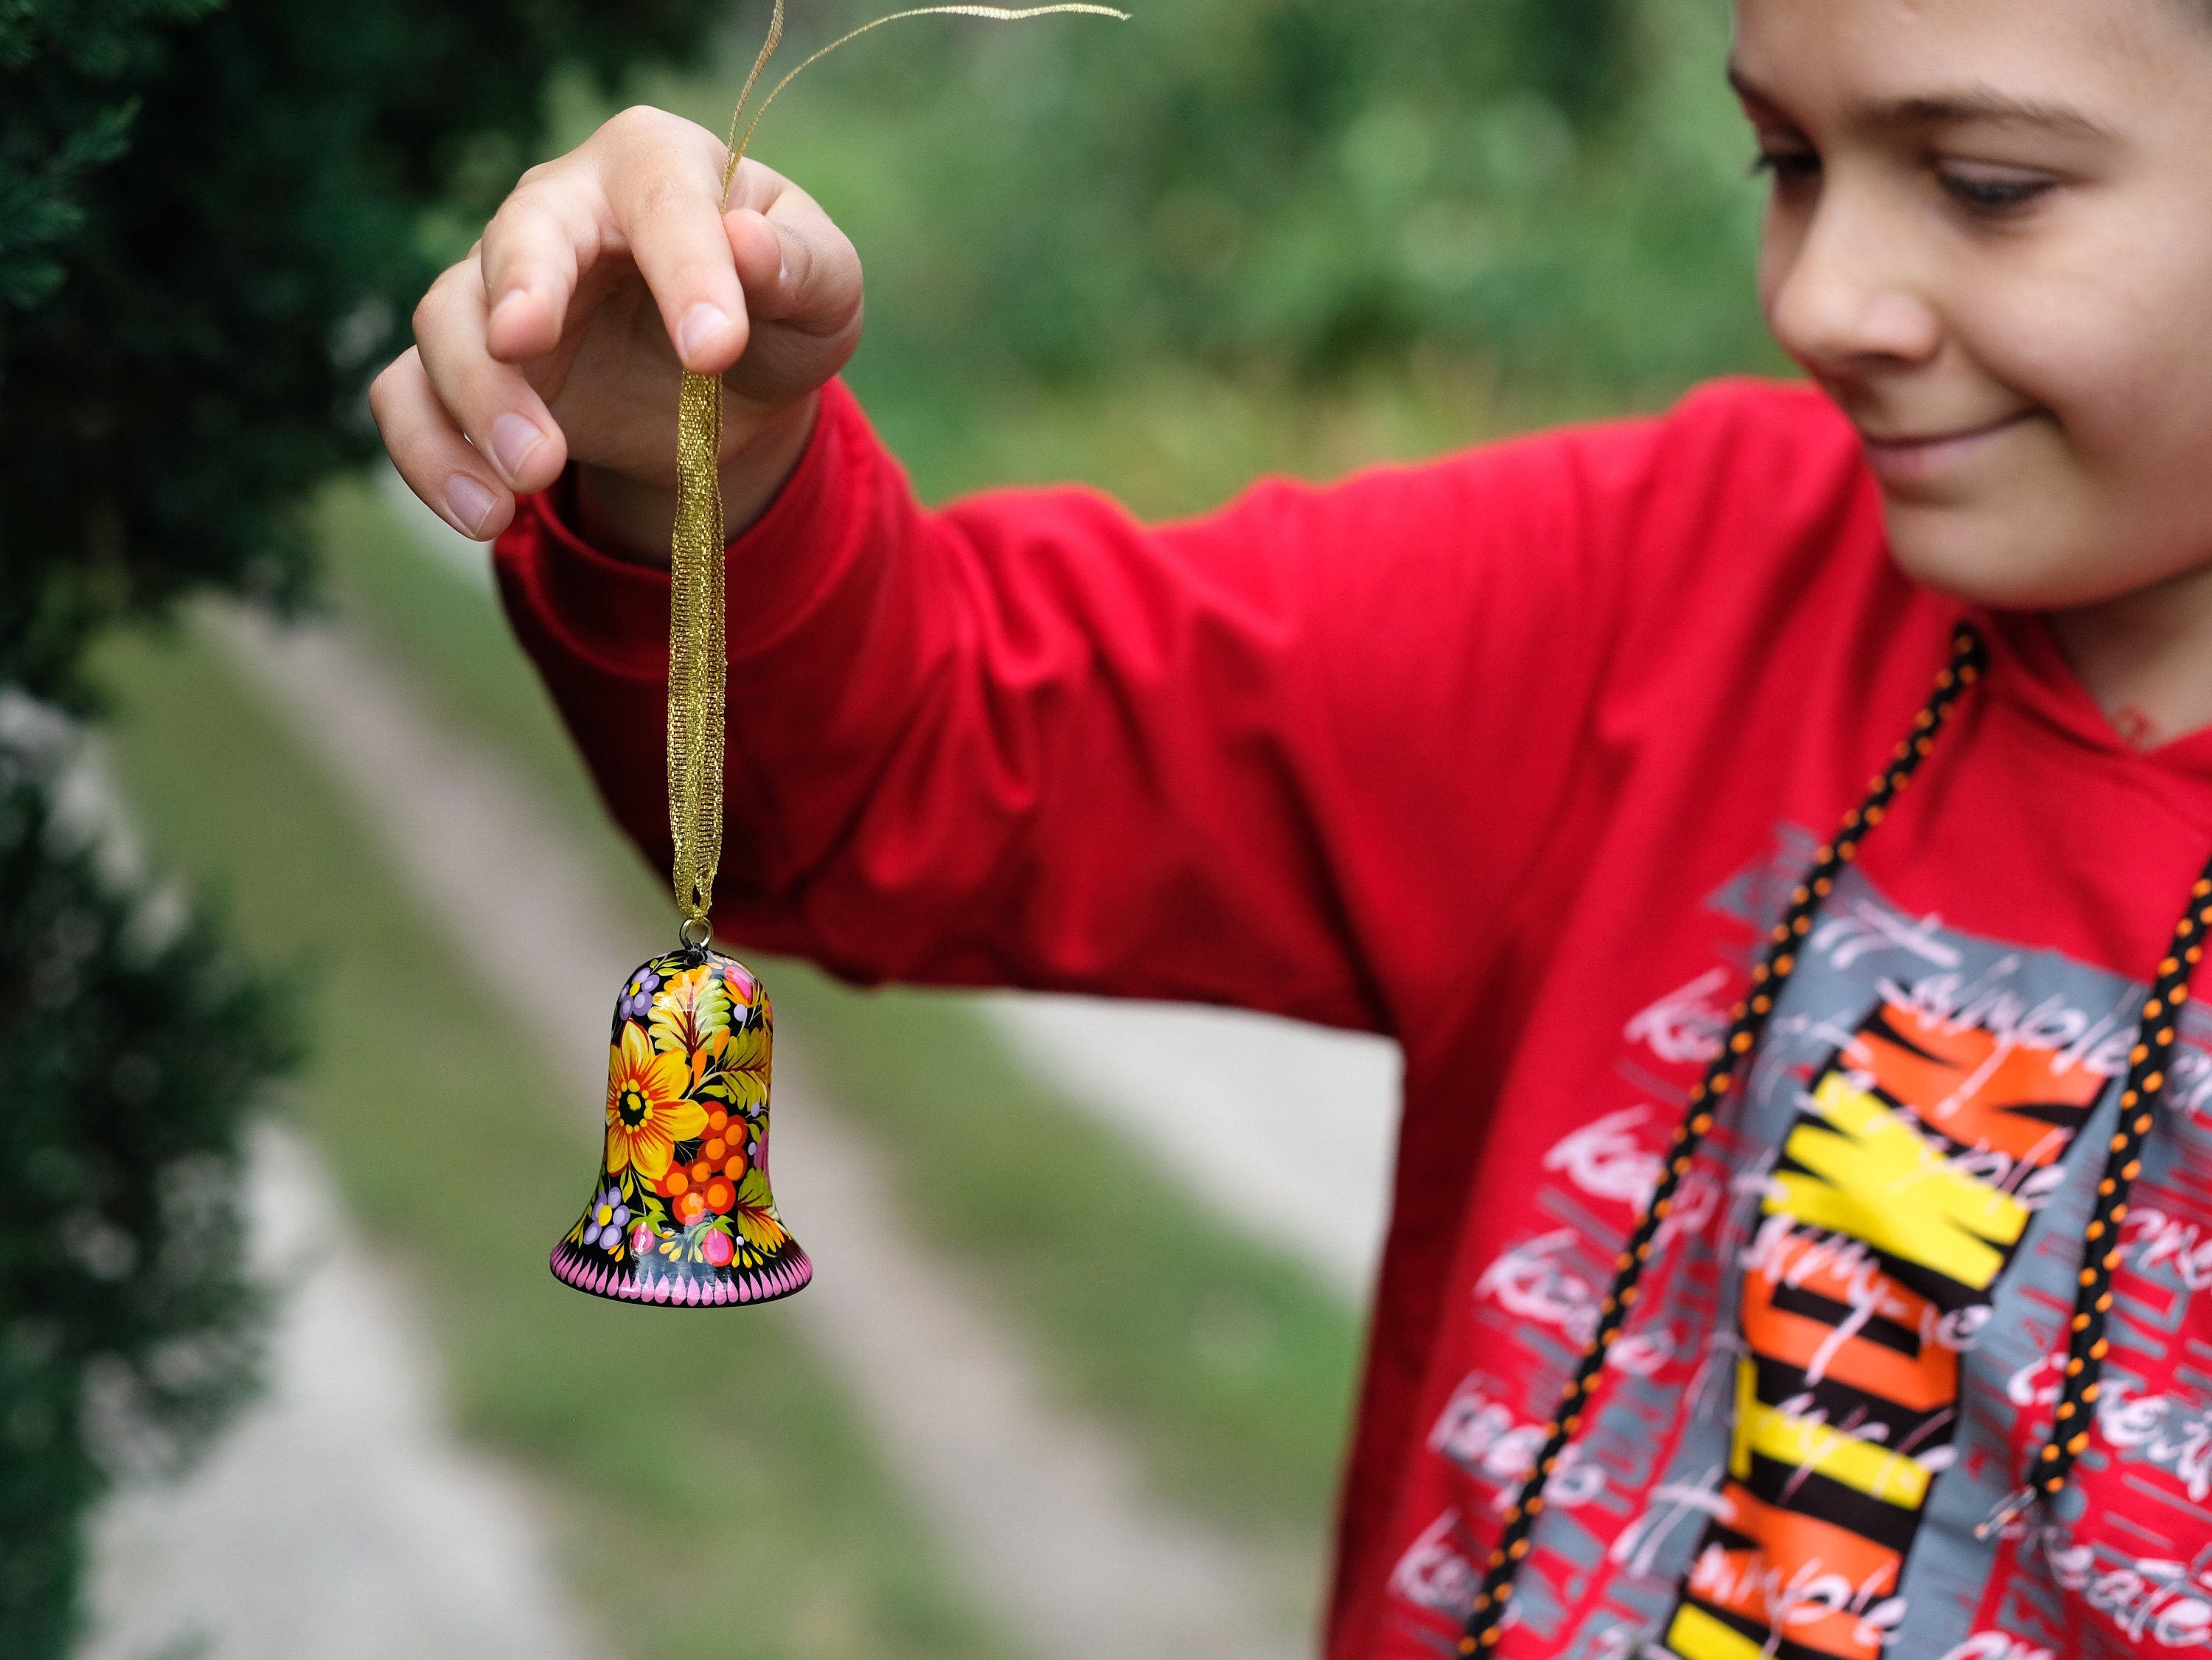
[371,106,864,562]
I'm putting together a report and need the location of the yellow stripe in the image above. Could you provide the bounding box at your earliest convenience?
[1736,1381,1930,1507]
[1765,1074,2028,1290]
[1666,1602,1767,1660]
[1729,1355,1756,1482]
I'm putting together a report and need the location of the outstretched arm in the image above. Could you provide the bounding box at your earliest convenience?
[495,372,1654,1034]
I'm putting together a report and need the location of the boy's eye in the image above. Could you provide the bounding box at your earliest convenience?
[1749,147,1820,184]
[1938,169,2055,215]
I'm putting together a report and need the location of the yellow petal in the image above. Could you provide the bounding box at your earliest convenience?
[658,1097,709,1142]
[605,1131,628,1175]
[630,1128,673,1181]
[619,1022,655,1072]
[644,1047,692,1102]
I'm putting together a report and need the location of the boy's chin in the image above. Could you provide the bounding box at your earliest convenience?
[1881,496,2118,612]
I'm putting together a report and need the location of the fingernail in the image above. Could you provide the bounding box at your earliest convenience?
[677,302,731,363]
[490,412,546,482]
[445,474,498,536]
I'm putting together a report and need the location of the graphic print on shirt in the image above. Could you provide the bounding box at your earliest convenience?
[1385,832,2212,1660]
[1659,1000,2102,1660]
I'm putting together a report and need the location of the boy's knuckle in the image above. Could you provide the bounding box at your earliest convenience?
[602,104,666,144]
[604,104,704,163]
[501,164,566,219]
[737,157,785,201]
[413,273,457,332]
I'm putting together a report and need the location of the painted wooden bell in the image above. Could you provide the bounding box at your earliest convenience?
[551,945,810,1307]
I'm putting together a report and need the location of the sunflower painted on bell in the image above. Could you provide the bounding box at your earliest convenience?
[603,1021,704,1181]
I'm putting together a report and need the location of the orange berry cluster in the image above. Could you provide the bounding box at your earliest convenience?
[661,1105,756,1226]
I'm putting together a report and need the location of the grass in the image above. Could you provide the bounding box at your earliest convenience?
[90,621,1018,1660]
[316,471,1369,1566]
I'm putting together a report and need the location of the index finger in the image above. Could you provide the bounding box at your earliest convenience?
[476,159,599,364]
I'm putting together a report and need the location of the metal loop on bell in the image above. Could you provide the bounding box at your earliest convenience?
[679,914,712,951]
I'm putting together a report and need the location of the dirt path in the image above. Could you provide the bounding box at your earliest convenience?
[81,1127,611,1660]
[979,996,1398,1299]
[212,605,1310,1660]
[26,687,607,1660]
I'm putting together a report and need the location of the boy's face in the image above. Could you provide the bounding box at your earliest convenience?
[1733,0,2212,608]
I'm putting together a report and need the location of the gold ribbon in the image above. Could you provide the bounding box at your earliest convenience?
[667,0,1127,937]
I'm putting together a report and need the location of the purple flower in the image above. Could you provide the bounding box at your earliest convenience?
[582,1185,631,1250]
[616,967,662,1025]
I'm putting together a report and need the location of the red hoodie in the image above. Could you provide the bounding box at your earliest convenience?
[495,375,2212,1660]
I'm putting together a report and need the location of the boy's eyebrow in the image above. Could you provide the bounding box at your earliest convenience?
[1726,63,2119,142]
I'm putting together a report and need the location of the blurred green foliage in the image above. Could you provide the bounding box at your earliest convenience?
[661,0,1770,403]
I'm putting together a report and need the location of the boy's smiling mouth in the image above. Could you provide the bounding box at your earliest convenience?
[1857,409,2037,490]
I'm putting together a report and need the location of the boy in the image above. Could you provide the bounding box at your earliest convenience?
[372,0,2212,1653]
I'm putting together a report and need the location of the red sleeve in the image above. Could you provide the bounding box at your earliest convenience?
[493,378,1721,1034]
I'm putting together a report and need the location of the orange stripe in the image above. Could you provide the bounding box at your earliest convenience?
[1683,1482,1902,1660]
[1856,1003,2101,1164]
[1739,1236,1954,1411]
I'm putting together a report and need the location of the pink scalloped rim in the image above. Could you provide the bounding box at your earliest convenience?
[548,1243,813,1307]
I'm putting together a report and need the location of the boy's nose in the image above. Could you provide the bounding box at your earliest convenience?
[1766,195,1944,376]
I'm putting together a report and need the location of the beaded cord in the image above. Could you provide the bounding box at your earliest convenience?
[1975,850,2212,1538]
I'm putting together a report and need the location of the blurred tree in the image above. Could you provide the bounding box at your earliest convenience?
[0,0,726,704]
[0,0,724,1652]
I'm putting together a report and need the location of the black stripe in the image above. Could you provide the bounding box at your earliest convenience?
[1765,1279,1924,1359]
[1739,1451,1924,1555]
